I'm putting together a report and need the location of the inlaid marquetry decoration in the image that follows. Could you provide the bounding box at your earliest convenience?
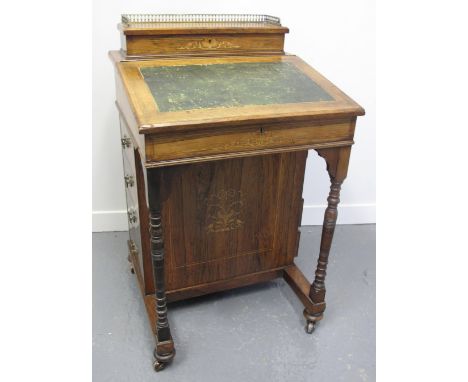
[139,62,334,112]
[205,189,244,233]
[176,38,240,50]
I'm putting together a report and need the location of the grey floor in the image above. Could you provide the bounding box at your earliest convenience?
[93,225,375,382]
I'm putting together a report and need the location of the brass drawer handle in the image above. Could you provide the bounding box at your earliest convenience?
[121,136,132,149]
[128,209,138,224]
[124,175,135,188]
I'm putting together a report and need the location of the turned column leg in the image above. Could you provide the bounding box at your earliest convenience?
[304,146,350,334]
[148,169,175,371]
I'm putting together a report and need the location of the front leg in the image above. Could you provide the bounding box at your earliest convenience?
[304,146,350,333]
[148,169,175,371]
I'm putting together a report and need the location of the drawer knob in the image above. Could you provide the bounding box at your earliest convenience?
[124,175,135,188]
[128,209,138,224]
[121,136,132,149]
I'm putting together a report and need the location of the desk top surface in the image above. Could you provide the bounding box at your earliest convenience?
[116,55,364,134]
[140,62,334,112]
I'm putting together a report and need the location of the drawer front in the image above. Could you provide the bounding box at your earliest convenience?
[120,119,144,274]
[125,33,285,56]
[119,114,142,156]
[122,148,138,206]
[145,119,355,163]
[126,187,143,275]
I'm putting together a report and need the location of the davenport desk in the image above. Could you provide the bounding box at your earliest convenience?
[109,14,365,371]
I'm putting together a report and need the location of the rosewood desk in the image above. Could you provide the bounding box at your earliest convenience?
[110,14,365,371]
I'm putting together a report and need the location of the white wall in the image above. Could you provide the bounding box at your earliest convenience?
[92,1,375,232]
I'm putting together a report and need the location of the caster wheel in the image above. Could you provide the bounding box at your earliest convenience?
[153,348,175,372]
[130,267,135,274]
[153,360,167,372]
[305,321,315,334]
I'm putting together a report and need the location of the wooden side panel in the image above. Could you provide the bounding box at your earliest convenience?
[125,33,285,56]
[160,151,307,291]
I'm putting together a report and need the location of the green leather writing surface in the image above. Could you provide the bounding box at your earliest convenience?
[140,62,333,112]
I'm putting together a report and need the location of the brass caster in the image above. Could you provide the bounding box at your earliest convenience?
[305,321,316,334]
[153,360,168,372]
[153,348,175,372]
[303,309,322,334]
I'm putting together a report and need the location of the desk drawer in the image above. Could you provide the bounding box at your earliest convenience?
[122,154,143,277]
[120,120,144,274]
[145,119,355,163]
[120,118,139,202]
[122,149,138,204]
[126,187,144,276]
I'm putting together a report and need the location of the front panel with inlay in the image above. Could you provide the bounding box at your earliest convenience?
[160,151,307,291]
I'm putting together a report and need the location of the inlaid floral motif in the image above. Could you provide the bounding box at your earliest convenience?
[177,38,240,50]
[205,189,244,233]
